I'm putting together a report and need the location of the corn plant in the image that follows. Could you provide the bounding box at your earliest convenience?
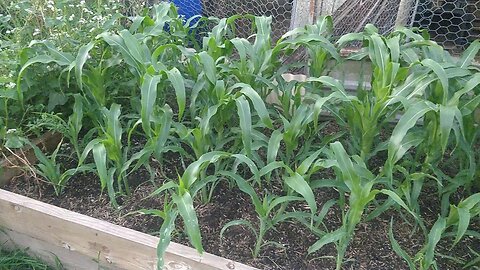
[281,16,339,78]
[389,192,480,269]
[31,139,92,196]
[145,151,231,269]
[308,142,417,270]
[220,171,305,257]
[79,104,132,206]
[334,25,449,161]
[386,46,480,216]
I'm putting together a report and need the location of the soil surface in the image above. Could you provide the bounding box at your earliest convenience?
[3,132,480,270]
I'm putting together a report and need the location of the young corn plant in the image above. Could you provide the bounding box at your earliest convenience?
[224,156,320,257]
[220,172,305,258]
[31,139,92,196]
[281,16,340,78]
[335,25,447,161]
[389,192,480,270]
[182,79,273,160]
[79,104,135,206]
[146,151,232,269]
[308,142,416,270]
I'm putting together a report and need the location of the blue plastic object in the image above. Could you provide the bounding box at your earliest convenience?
[172,0,202,21]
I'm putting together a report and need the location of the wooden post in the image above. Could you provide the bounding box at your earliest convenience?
[395,0,416,28]
[290,0,316,29]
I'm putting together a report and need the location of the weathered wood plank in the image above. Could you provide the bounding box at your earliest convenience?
[0,229,102,270]
[0,189,258,270]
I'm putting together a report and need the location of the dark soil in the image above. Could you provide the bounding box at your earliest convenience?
[4,170,479,269]
[3,129,480,270]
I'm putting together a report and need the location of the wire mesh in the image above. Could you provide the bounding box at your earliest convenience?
[412,0,480,54]
[320,0,403,36]
[121,0,479,54]
[318,0,479,53]
[163,0,294,41]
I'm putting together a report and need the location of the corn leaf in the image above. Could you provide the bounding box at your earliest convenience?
[75,41,95,91]
[284,173,317,215]
[166,68,186,120]
[140,74,161,137]
[308,228,345,254]
[236,96,253,157]
[156,209,178,269]
[173,192,203,253]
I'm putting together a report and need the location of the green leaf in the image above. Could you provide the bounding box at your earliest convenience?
[369,34,389,72]
[118,29,146,64]
[236,96,252,157]
[453,206,470,246]
[220,220,257,241]
[306,76,350,99]
[198,51,216,84]
[47,92,68,112]
[330,141,359,192]
[220,171,263,215]
[308,228,345,254]
[267,129,283,164]
[458,40,480,68]
[422,59,449,100]
[388,219,416,270]
[166,68,186,120]
[97,32,141,76]
[284,173,317,215]
[173,192,203,253]
[389,101,436,163]
[235,83,273,128]
[422,217,446,269]
[449,73,480,106]
[296,148,323,176]
[140,74,161,137]
[182,152,229,188]
[438,105,456,153]
[17,55,56,107]
[157,209,178,270]
[75,41,95,91]
[92,143,118,207]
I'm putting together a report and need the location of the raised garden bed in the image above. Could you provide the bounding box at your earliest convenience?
[0,135,256,270]
[2,2,480,270]
[0,189,256,270]
[2,133,480,270]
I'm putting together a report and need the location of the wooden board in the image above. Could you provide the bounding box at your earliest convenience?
[0,189,258,270]
[0,132,62,186]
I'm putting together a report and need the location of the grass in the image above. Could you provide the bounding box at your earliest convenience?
[0,247,60,270]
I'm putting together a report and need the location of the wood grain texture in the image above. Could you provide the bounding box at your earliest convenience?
[0,189,258,270]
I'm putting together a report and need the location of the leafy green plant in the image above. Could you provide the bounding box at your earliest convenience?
[0,246,62,270]
[335,25,448,161]
[220,172,304,257]
[390,193,480,269]
[308,142,417,270]
[31,139,92,196]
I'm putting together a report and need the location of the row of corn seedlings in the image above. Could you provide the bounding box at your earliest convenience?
[16,3,480,269]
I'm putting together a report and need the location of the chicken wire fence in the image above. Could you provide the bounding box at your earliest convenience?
[122,0,479,54]
[314,0,479,53]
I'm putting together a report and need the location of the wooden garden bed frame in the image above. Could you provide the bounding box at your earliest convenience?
[0,134,257,270]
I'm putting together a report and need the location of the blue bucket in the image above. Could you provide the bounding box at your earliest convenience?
[172,0,202,22]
